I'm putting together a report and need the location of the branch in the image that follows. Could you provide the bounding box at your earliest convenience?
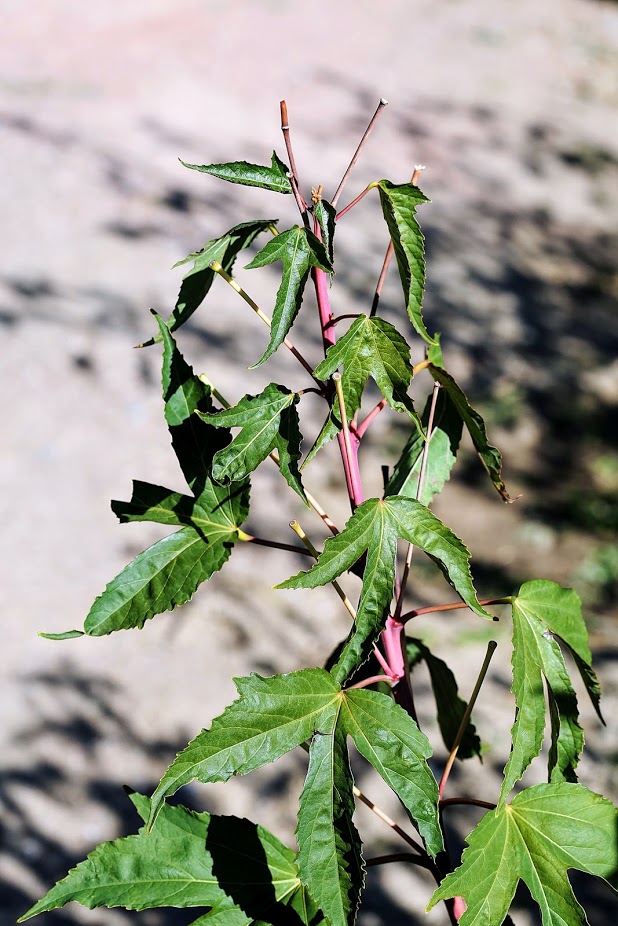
[335,182,377,221]
[366,853,431,869]
[353,785,425,856]
[439,641,498,799]
[346,674,395,690]
[356,397,387,439]
[331,98,388,207]
[333,373,362,509]
[440,797,496,811]
[209,260,321,385]
[401,597,512,624]
[392,381,441,621]
[288,520,355,619]
[237,532,313,557]
[280,99,309,225]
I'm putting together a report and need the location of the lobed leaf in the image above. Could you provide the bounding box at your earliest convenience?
[386,387,463,504]
[245,226,332,366]
[83,524,239,636]
[428,362,513,502]
[20,793,317,925]
[428,782,618,926]
[309,316,422,460]
[140,221,275,344]
[407,638,482,760]
[200,383,307,503]
[296,725,364,926]
[278,497,491,685]
[376,180,434,344]
[180,152,292,193]
[501,580,602,802]
[342,688,442,855]
[75,322,250,637]
[149,669,341,829]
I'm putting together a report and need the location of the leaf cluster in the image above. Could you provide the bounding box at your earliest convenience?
[29,126,616,926]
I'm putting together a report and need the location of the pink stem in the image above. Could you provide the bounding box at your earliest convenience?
[347,674,395,690]
[381,617,406,680]
[401,596,511,624]
[312,225,364,511]
[356,397,387,439]
[372,644,395,675]
[314,266,336,350]
[335,185,373,221]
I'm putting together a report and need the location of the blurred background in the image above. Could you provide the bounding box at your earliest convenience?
[2,2,617,924]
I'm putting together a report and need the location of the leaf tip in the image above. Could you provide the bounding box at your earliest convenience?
[38,629,84,641]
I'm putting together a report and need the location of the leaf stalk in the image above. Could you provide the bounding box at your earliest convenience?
[331,98,388,206]
[438,641,498,799]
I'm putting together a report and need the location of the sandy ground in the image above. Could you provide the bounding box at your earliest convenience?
[2,2,617,924]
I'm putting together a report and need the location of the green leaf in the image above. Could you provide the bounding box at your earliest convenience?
[81,323,250,636]
[278,497,491,685]
[428,782,618,926]
[376,180,434,344]
[112,480,193,526]
[200,383,307,503]
[407,638,482,760]
[83,524,238,636]
[180,151,292,194]
[296,725,364,926]
[310,316,422,458]
[386,387,463,504]
[20,793,318,925]
[501,580,602,802]
[140,221,275,345]
[342,688,442,855]
[245,226,332,366]
[156,313,229,493]
[313,199,336,266]
[428,363,513,502]
[149,669,341,829]
[38,629,84,640]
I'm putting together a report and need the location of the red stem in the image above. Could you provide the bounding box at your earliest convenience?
[312,221,364,511]
[331,98,388,207]
[401,597,511,624]
[335,184,374,221]
[356,397,387,439]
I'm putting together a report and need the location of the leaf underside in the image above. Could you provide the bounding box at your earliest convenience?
[386,387,463,505]
[376,179,434,344]
[428,783,618,926]
[501,580,602,802]
[428,361,513,502]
